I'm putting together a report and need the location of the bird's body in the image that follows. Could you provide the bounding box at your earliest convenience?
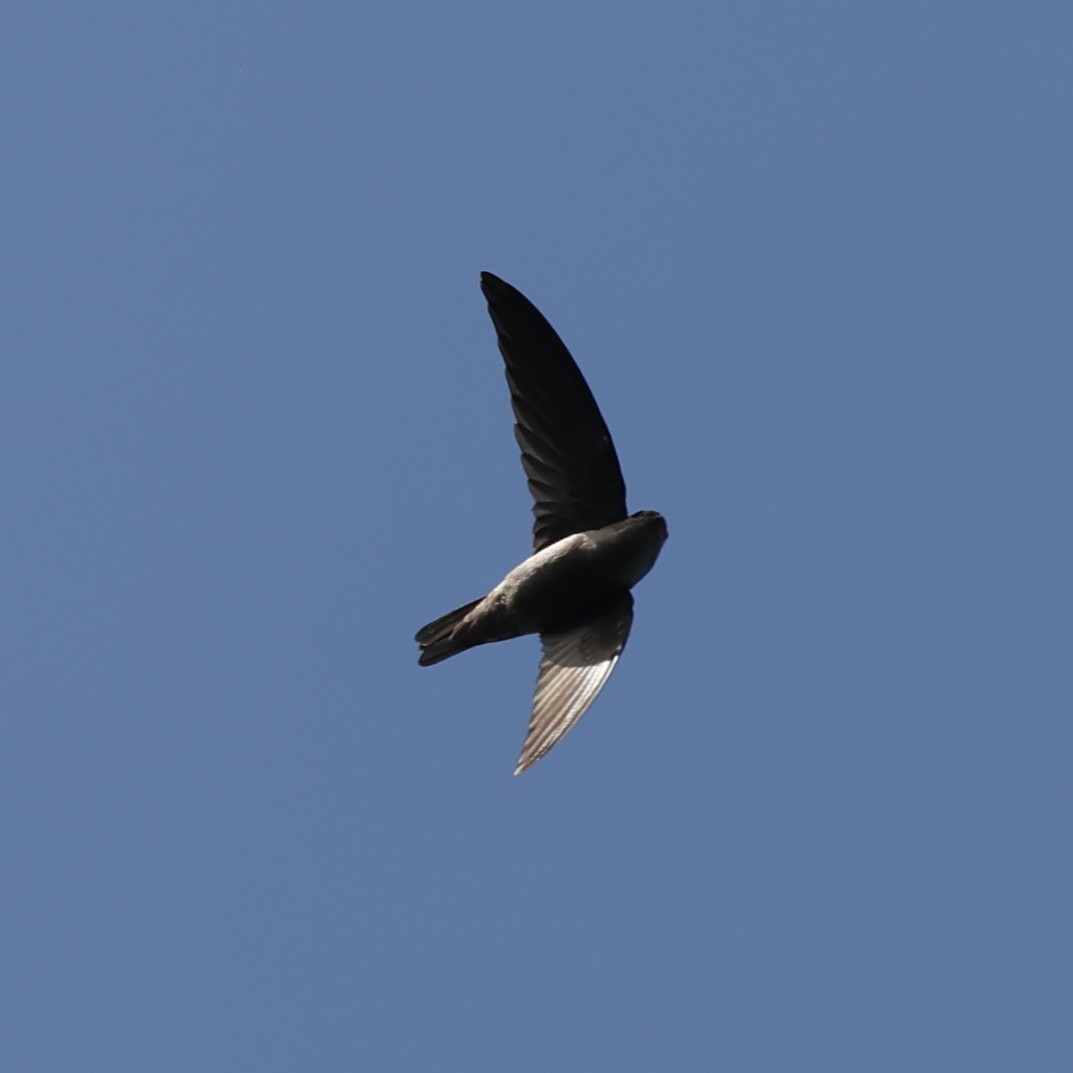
[416,273,667,773]
[418,511,667,664]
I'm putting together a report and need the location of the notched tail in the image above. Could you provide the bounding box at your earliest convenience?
[415,598,483,666]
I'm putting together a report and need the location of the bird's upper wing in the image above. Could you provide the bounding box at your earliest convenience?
[514,593,633,774]
[480,272,628,552]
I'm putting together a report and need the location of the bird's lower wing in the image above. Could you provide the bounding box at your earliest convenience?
[514,594,634,775]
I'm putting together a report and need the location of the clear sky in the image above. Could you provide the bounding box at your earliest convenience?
[3,3,1071,1070]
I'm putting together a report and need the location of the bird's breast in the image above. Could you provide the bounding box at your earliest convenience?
[484,534,617,631]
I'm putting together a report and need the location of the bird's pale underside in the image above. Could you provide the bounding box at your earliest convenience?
[415,273,666,774]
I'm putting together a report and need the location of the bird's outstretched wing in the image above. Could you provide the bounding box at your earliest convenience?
[514,593,633,774]
[480,272,628,552]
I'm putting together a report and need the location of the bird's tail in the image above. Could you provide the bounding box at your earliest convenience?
[415,598,484,666]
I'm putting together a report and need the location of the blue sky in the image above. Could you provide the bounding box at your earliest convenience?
[3,3,1071,1069]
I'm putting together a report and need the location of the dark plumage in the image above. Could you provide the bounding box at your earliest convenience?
[415,272,667,774]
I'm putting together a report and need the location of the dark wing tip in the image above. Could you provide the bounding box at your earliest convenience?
[479,271,522,309]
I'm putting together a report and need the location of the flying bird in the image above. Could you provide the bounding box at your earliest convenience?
[415,272,667,774]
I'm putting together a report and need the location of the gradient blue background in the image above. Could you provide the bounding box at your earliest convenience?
[4,3,1071,1069]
